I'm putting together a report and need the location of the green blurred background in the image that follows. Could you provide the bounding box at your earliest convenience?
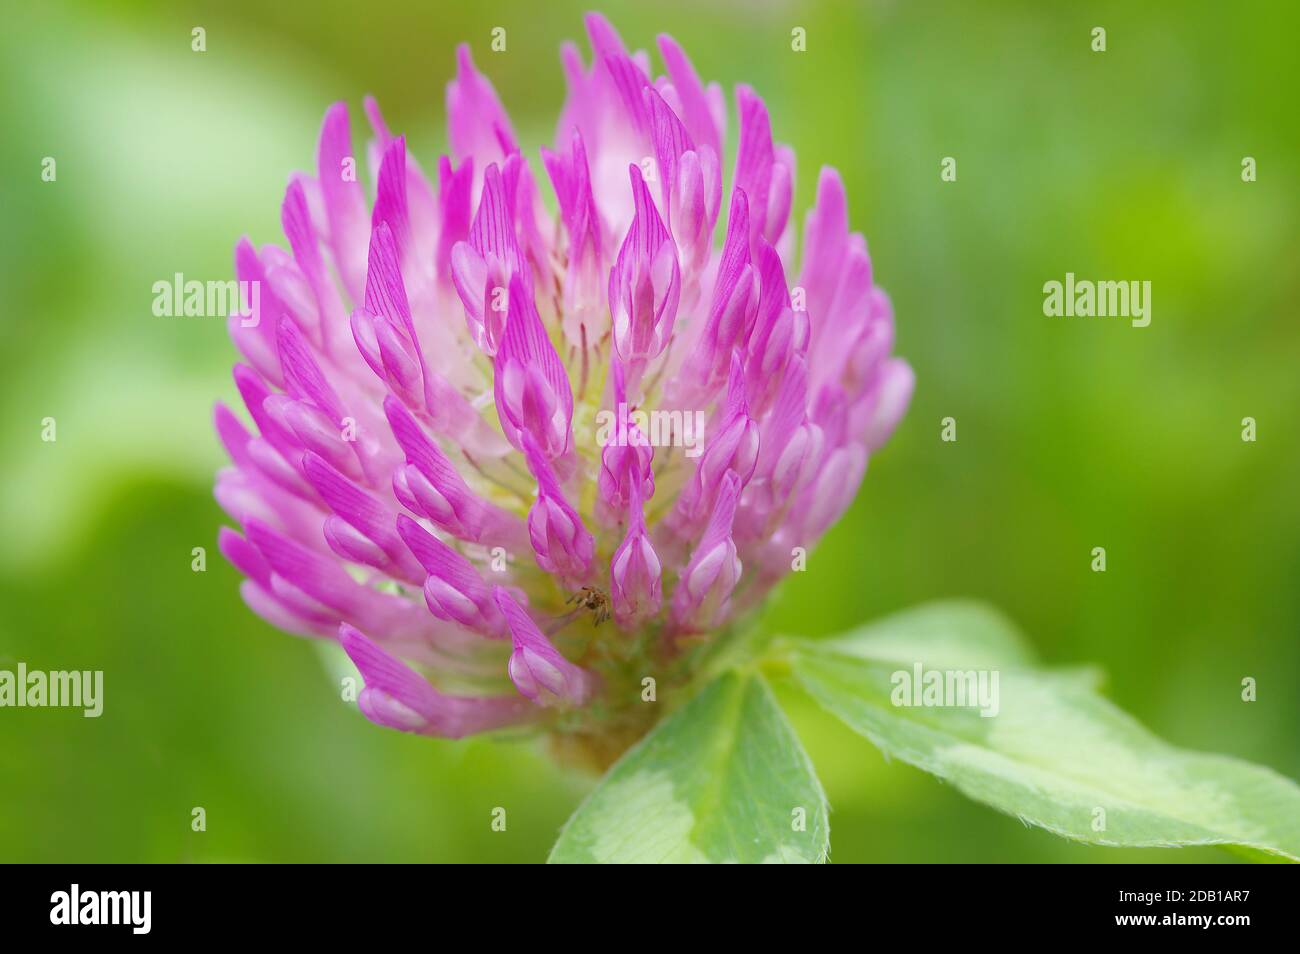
[2,0,1296,863]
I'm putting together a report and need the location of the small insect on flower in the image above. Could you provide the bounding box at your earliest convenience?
[567,585,612,627]
[213,14,912,765]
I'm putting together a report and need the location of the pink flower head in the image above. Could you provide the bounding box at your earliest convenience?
[214,15,911,759]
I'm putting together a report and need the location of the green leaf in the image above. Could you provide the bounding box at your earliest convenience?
[549,671,828,863]
[813,599,1040,669]
[788,602,1300,862]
